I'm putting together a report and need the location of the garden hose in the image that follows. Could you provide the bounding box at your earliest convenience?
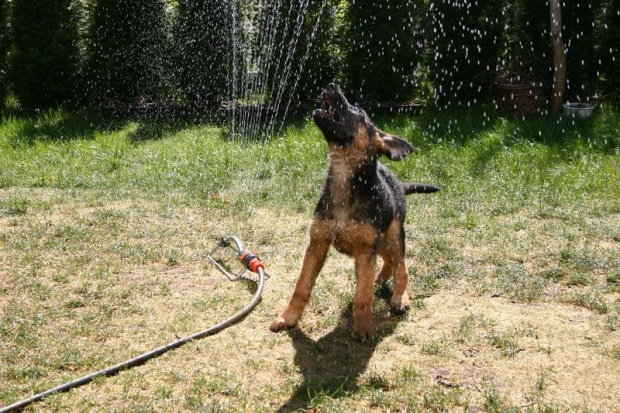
[0,236,266,413]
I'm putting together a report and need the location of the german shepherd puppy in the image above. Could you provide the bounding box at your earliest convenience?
[270,83,438,341]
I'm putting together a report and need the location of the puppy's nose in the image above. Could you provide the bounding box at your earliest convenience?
[326,83,336,91]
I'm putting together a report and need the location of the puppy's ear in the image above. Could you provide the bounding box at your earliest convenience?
[376,131,414,161]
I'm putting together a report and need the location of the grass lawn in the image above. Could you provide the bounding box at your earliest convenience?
[1,105,619,411]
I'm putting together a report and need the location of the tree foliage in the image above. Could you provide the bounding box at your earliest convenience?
[0,0,8,107]
[505,0,551,78]
[174,0,232,110]
[0,0,618,112]
[599,0,620,101]
[9,0,80,109]
[263,0,341,108]
[343,0,421,103]
[502,0,604,103]
[291,0,342,103]
[561,0,601,102]
[85,0,169,105]
[428,0,504,105]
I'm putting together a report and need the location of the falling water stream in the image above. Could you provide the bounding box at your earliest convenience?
[227,0,328,142]
[180,0,618,204]
[219,0,331,201]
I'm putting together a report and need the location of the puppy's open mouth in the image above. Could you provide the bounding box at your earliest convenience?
[321,94,341,124]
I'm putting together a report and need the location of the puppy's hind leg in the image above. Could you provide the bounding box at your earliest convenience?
[270,220,330,332]
[384,220,411,314]
[390,257,411,314]
[375,254,393,284]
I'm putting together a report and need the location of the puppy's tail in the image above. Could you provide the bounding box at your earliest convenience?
[402,182,439,195]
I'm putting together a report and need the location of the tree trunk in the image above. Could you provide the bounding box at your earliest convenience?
[549,0,566,116]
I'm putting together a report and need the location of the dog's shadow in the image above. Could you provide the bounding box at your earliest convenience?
[276,285,402,412]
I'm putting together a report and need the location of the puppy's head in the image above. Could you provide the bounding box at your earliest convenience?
[313,83,413,162]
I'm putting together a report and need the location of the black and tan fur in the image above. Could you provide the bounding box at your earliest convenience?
[270,83,438,341]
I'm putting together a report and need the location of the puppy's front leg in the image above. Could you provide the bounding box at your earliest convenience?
[352,249,377,341]
[270,220,330,332]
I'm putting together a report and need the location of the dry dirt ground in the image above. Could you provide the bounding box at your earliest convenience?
[1,187,619,412]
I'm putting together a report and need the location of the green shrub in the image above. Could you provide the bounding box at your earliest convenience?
[562,0,602,102]
[505,0,552,79]
[0,0,8,107]
[174,0,231,110]
[503,0,605,102]
[293,0,342,102]
[85,0,169,105]
[9,0,80,109]
[343,0,421,103]
[265,0,341,106]
[427,0,503,105]
[599,0,620,102]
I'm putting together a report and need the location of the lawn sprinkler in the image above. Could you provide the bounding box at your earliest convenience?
[0,236,267,413]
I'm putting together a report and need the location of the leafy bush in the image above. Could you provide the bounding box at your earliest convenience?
[427,0,503,105]
[174,0,232,110]
[265,0,341,107]
[599,0,620,102]
[9,0,80,109]
[503,0,606,102]
[562,0,602,101]
[0,0,8,107]
[85,0,170,105]
[504,0,552,79]
[292,0,342,103]
[343,0,421,103]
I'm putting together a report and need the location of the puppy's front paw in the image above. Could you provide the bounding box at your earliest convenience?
[352,317,374,342]
[390,292,411,314]
[269,316,297,332]
[269,307,300,332]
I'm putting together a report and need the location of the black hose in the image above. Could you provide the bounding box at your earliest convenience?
[0,266,266,412]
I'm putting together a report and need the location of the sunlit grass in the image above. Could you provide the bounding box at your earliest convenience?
[2,105,618,212]
[1,104,619,411]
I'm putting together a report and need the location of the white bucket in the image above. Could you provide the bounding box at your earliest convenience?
[562,102,596,119]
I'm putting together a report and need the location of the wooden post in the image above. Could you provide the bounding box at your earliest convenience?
[549,0,566,116]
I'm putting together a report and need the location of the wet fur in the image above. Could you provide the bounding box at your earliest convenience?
[270,84,437,341]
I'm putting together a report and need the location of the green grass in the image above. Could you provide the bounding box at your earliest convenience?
[561,289,609,314]
[2,104,619,211]
[1,104,619,411]
[488,331,522,358]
